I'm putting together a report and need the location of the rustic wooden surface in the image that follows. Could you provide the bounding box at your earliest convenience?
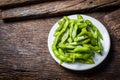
[0,0,37,7]
[104,8,120,41]
[0,1,120,80]
[1,0,120,20]
[0,0,60,9]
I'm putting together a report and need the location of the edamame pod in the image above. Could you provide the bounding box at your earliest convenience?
[68,46,90,52]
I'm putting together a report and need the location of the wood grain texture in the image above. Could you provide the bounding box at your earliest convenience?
[0,0,35,6]
[0,0,59,9]
[0,11,120,80]
[104,9,120,41]
[1,0,120,20]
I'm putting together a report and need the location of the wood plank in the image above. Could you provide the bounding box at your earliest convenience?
[2,0,120,20]
[0,0,58,8]
[104,8,120,41]
[0,71,119,80]
[0,0,34,6]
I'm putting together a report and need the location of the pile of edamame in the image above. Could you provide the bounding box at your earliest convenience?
[52,14,103,64]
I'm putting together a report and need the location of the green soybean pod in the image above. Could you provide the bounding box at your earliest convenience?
[93,30,98,39]
[58,48,64,55]
[77,14,83,19]
[90,38,97,46]
[74,53,83,59]
[63,16,70,21]
[78,23,87,29]
[97,29,103,40]
[68,53,75,62]
[69,42,78,46]
[90,45,101,53]
[74,36,88,42]
[52,38,58,51]
[58,43,76,49]
[77,28,87,37]
[78,38,90,44]
[76,58,94,64]
[65,57,73,63]
[67,37,72,43]
[84,58,95,64]
[53,49,59,58]
[54,19,65,34]
[85,20,92,26]
[60,28,69,43]
[82,53,93,59]
[53,32,60,37]
[77,14,84,22]
[68,53,83,59]
[53,49,68,63]
[92,25,103,39]
[85,19,103,39]
[54,19,69,45]
[98,41,103,55]
[58,53,73,64]
[86,31,93,38]
[68,46,90,52]
[59,55,66,61]
[75,59,86,63]
[72,24,78,39]
[70,53,92,60]
[69,20,74,42]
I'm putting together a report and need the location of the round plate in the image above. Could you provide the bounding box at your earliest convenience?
[48,14,110,71]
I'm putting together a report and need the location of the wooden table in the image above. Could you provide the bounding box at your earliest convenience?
[0,0,120,80]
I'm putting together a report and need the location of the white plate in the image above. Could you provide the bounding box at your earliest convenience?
[48,14,110,71]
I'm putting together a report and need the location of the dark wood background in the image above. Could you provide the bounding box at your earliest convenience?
[0,0,120,80]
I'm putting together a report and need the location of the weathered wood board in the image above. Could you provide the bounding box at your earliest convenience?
[0,0,120,79]
[1,0,120,20]
[104,8,120,41]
